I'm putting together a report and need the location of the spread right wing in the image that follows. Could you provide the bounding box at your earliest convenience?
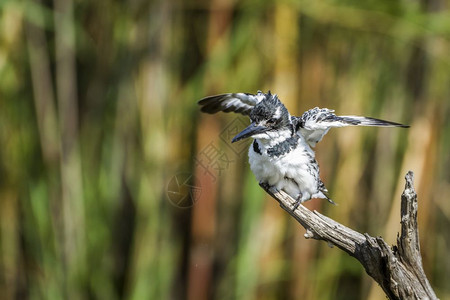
[294,107,409,147]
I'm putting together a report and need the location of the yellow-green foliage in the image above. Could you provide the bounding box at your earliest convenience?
[0,0,449,299]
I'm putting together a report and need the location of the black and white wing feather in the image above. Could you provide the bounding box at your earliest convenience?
[295,107,409,147]
[198,92,264,116]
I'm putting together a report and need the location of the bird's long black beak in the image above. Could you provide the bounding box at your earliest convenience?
[232,122,268,143]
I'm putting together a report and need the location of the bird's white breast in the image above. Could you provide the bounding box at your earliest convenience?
[248,135,321,201]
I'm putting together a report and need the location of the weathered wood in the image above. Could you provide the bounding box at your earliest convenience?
[260,171,438,300]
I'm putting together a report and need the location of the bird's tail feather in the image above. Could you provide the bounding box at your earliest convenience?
[316,187,336,205]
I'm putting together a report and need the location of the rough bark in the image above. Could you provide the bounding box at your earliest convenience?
[261,171,437,300]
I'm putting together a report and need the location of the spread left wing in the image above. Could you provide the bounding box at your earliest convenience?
[198,92,263,116]
[295,107,409,147]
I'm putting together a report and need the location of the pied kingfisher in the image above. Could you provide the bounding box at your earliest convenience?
[198,91,408,208]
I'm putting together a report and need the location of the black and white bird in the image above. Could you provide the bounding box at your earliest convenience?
[198,91,408,208]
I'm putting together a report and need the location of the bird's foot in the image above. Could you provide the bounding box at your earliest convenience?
[293,194,304,210]
[259,181,270,191]
[259,182,277,198]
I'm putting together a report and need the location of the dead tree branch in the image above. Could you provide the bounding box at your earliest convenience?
[261,171,437,300]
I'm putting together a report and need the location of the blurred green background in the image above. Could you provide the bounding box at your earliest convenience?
[1,0,450,299]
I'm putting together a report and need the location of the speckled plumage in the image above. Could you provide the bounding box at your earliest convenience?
[199,91,408,207]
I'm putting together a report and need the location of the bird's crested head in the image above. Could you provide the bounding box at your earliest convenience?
[250,91,290,127]
[232,91,293,143]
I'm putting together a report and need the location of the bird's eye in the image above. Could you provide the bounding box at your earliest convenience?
[267,118,277,125]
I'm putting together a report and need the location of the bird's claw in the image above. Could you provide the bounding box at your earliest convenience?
[258,181,270,191]
[259,182,277,198]
[292,193,304,210]
[258,183,307,211]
